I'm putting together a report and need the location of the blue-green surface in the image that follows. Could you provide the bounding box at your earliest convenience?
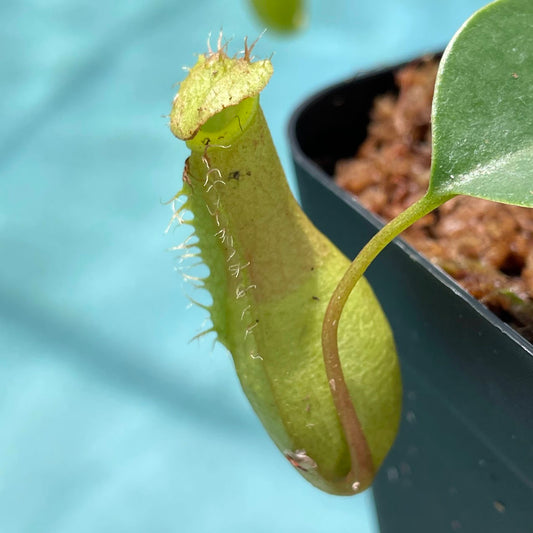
[0,1,487,531]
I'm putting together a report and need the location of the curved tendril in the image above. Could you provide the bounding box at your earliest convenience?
[321,193,446,490]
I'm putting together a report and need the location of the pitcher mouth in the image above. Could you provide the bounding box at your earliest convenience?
[185,96,259,152]
[170,40,273,143]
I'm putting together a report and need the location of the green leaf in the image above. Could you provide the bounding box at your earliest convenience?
[249,0,306,32]
[429,0,533,207]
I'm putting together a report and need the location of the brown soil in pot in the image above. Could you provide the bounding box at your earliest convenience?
[335,57,533,342]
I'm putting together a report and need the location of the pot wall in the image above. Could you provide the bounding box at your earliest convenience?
[289,64,533,533]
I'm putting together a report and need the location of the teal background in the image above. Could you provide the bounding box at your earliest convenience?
[1,1,486,531]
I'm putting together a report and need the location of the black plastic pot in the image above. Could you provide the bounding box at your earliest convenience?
[288,61,533,533]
